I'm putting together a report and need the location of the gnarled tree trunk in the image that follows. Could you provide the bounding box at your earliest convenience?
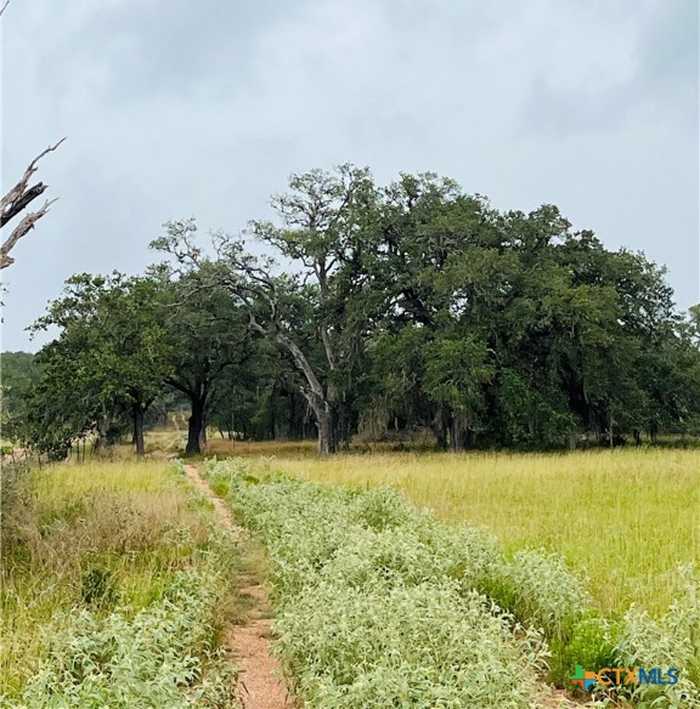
[132,404,145,457]
[186,395,206,456]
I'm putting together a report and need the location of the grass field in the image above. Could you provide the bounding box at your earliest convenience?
[205,455,700,705]
[208,441,699,619]
[0,459,239,706]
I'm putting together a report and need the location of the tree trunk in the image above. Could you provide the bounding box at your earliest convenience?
[95,414,109,453]
[186,396,205,456]
[199,411,207,448]
[649,421,658,444]
[431,408,448,450]
[317,406,335,456]
[133,405,145,457]
[450,418,464,451]
[273,331,339,456]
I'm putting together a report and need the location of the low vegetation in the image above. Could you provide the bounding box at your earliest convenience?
[205,457,699,706]
[236,445,700,618]
[0,460,239,707]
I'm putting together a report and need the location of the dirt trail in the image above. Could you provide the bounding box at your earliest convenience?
[184,464,576,708]
[184,465,294,709]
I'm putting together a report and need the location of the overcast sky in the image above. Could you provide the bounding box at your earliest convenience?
[1,0,698,352]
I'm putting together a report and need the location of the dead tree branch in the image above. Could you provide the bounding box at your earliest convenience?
[1,199,58,269]
[0,138,65,269]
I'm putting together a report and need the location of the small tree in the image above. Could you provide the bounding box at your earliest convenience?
[147,250,255,456]
[29,273,173,455]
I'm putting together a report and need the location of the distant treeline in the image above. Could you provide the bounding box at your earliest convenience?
[3,166,700,456]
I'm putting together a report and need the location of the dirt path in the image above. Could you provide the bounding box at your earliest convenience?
[184,465,294,709]
[183,464,577,708]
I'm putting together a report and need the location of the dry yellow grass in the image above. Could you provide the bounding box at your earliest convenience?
[222,443,699,618]
[0,459,214,698]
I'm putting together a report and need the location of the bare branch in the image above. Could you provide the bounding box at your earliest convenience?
[0,183,47,228]
[0,138,65,224]
[0,198,57,269]
[0,1,10,18]
[0,138,65,268]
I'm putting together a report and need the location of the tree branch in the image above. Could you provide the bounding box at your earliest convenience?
[0,198,58,269]
[0,138,65,268]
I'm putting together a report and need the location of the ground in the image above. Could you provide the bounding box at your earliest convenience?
[3,438,698,706]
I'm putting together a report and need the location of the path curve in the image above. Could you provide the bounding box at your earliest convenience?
[184,464,294,709]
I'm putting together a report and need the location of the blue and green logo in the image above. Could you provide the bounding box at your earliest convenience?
[569,664,679,691]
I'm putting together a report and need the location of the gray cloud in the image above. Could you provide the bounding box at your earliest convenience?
[1,0,697,351]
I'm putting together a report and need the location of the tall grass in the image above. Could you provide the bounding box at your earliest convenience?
[206,457,700,706]
[0,459,238,706]
[205,459,551,707]
[233,446,699,618]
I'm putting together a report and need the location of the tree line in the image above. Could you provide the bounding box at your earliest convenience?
[5,166,700,456]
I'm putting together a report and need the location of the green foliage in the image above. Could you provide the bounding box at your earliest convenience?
[361,172,700,449]
[424,333,494,418]
[20,272,174,455]
[148,240,265,455]
[551,617,618,689]
[1,461,239,707]
[80,566,117,608]
[206,459,550,706]
[206,458,700,704]
[614,565,700,705]
[14,559,237,708]
[483,549,592,643]
[0,351,39,440]
[278,582,546,708]
[17,166,700,455]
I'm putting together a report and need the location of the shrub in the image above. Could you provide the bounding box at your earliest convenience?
[483,549,592,643]
[551,616,618,687]
[209,460,549,707]
[414,519,502,591]
[80,565,118,608]
[614,565,700,706]
[9,544,238,708]
[348,486,416,531]
[321,526,445,589]
[277,581,547,708]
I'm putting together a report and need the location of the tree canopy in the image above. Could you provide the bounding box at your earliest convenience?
[8,166,700,457]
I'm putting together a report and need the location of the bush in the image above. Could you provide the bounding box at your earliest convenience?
[208,459,548,707]
[80,565,117,608]
[614,565,700,706]
[551,616,618,688]
[483,549,592,643]
[8,542,238,708]
[349,486,416,531]
[206,458,700,705]
[277,581,547,708]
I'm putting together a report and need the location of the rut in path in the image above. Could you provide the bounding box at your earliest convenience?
[184,465,294,709]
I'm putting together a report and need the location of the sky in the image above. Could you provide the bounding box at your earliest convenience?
[1,0,698,352]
